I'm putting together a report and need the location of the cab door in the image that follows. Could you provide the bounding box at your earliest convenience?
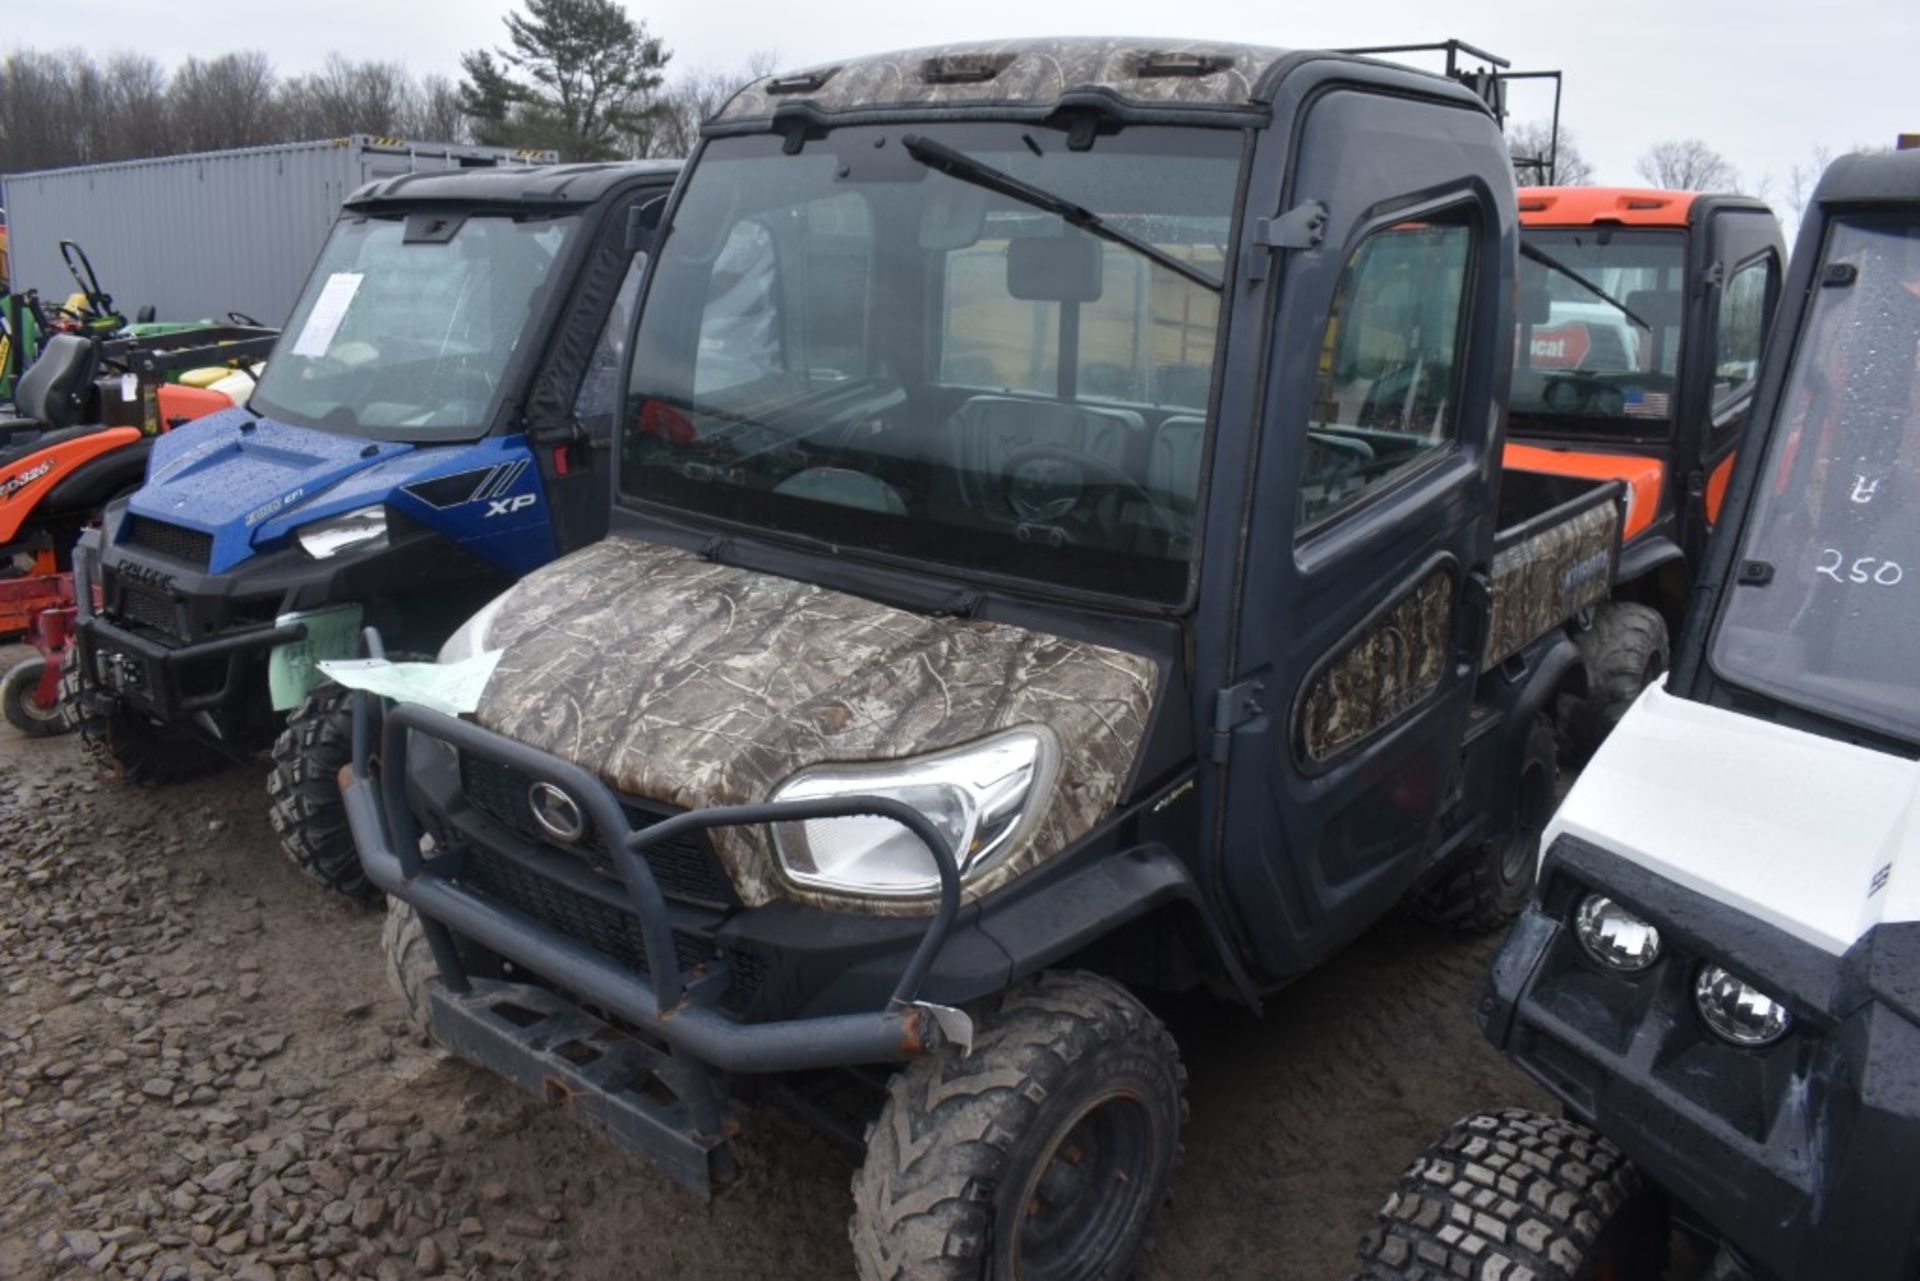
[1214,89,1514,982]
[1688,208,1784,560]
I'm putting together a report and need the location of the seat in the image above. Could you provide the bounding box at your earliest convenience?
[1146,415,1206,547]
[3,334,99,433]
[948,394,1145,513]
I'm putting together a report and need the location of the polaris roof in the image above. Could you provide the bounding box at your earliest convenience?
[714,37,1484,124]
[345,159,682,210]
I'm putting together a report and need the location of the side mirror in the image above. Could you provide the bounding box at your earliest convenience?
[626,196,667,254]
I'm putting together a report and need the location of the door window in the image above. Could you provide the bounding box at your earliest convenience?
[1713,254,1776,408]
[1299,209,1475,527]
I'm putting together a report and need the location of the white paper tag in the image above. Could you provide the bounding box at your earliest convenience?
[315,650,505,718]
[120,373,138,400]
[291,272,364,358]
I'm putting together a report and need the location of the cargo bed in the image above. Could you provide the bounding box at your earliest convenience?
[1481,468,1624,670]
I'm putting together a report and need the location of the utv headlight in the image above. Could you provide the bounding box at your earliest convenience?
[438,591,511,663]
[769,726,1059,898]
[295,505,387,560]
[1574,894,1662,972]
[1695,965,1792,1047]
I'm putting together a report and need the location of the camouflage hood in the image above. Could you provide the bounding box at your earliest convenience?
[473,538,1160,912]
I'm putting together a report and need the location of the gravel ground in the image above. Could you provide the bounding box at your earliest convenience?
[1,643,1565,1279]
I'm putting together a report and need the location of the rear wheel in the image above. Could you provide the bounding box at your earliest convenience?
[1353,1109,1668,1281]
[1410,716,1557,932]
[2,658,69,737]
[269,682,381,904]
[850,970,1186,1281]
[1567,601,1669,759]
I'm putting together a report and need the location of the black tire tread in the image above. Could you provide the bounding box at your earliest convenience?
[849,970,1186,1281]
[1568,601,1669,758]
[268,683,380,904]
[63,647,228,785]
[381,897,440,1042]
[1352,1108,1667,1281]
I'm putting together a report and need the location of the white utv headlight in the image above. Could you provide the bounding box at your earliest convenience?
[295,505,387,559]
[1574,894,1662,972]
[437,591,512,663]
[1695,965,1792,1047]
[769,726,1059,898]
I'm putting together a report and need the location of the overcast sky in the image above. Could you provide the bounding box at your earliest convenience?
[10,0,1915,205]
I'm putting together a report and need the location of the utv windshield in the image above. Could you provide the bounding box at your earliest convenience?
[250,211,577,442]
[1711,217,1920,743]
[621,124,1241,603]
[1511,228,1686,435]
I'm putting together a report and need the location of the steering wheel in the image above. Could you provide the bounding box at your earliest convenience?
[997,443,1174,535]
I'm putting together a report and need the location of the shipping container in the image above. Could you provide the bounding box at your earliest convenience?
[1,136,558,326]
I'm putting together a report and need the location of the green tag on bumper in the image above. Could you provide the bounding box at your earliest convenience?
[268,604,365,711]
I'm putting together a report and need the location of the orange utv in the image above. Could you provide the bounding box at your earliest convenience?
[1507,186,1783,746]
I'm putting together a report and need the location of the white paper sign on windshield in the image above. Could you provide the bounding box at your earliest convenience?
[290,272,364,358]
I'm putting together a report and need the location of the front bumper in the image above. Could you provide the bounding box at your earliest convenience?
[343,697,968,1194]
[1486,836,1920,1281]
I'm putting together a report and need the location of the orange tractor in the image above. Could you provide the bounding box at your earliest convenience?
[2,325,274,734]
[1508,186,1784,746]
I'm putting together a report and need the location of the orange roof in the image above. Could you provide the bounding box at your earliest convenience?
[1517,186,1697,228]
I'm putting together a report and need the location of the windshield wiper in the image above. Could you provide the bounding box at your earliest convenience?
[900,134,1222,293]
[1520,241,1653,331]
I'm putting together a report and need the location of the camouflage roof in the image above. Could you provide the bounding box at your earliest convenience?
[715,37,1306,123]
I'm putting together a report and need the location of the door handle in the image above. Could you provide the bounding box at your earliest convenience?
[1453,569,1493,669]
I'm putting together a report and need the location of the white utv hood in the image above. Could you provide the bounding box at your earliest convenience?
[1545,683,1920,955]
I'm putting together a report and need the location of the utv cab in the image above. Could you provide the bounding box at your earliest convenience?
[68,160,680,896]
[1357,148,1920,1281]
[1509,187,1785,744]
[338,38,1630,1280]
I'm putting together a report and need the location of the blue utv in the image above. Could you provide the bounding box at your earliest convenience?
[69,159,680,900]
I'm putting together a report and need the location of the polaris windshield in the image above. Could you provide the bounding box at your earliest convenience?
[251,212,578,442]
[1511,228,1686,435]
[1712,217,1920,744]
[620,124,1241,604]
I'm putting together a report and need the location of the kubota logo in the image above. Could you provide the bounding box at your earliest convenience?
[0,460,53,499]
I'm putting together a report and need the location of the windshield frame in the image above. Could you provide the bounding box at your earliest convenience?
[248,204,590,445]
[1508,225,1689,444]
[1703,211,1920,749]
[614,119,1255,614]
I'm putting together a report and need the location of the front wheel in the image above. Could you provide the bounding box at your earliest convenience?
[2,657,70,737]
[1353,1109,1668,1281]
[1566,601,1670,760]
[269,682,381,904]
[850,970,1186,1281]
[64,650,230,784]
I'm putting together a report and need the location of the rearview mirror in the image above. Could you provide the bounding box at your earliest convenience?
[1519,285,1552,326]
[1007,234,1104,303]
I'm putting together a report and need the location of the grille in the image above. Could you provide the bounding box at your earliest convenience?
[460,753,738,910]
[116,584,181,639]
[460,846,763,1012]
[124,517,213,569]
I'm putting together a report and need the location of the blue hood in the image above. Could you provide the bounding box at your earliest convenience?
[127,411,553,575]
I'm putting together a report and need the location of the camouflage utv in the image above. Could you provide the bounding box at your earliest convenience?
[339,38,1625,1279]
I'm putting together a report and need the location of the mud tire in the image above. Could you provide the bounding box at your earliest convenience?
[850,970,1186,1281]
[1567,601,1669,760]
[1352,1109,1668,1281]
[3,658,69,737]
[1411,716,1557,933]
[269,682,381,904]
[63,649,229,785]
[381,897,442,1043]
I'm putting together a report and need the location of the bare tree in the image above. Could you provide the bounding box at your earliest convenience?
[1636,139,1740,192]
[169,52,281,152]
[635,50,778,159]
[403,75,471,146]
[281,54,418,139]
[1507,120,1595,186]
